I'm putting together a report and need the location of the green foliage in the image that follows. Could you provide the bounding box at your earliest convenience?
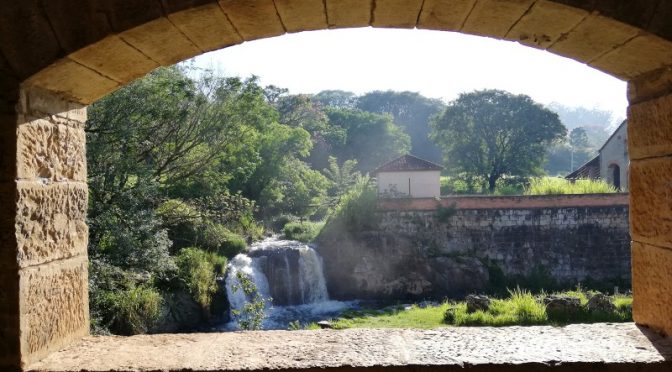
[333,304,451,329]
[197,223,247,259]
[356,90,445,163]
[175,247,226,309]
[283,221,325,243]
[321,177,379,236]
[322,156,361,202]
[525,177,617,195]
[431,90,566,192]
[231,272,268,330]
[436,203,457,223]
[100,285,163,336]
[447,289,548,326]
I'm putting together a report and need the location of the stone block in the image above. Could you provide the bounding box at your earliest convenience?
[21,87,87,123]
[505,0,588,49]
[168,3,243,52]
[632,241,672,336]
[628,66,672,105]
[15,182,88,268]
[0,0,62,79]
[629,157,672,249]
[462,0,533,38]
[17,120,86,182]
[97,0,164,33]
[120,17,201,66]
[549,13,639,64]
[418,0,475,31]
[326,0,372,28]
[275,0,328,33]
[41,0,110,53]
[372,0,423,29]
[591,34,672,80]
[219,0,285,40]
[19,255,89,366]
[23,58,119,105]
[69,35,160,84]
[628,93,672,160]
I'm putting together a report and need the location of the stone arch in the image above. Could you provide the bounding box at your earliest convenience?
[2,0,672,370]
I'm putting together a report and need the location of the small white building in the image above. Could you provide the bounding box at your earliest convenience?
[566,120,628,191]
[373,154,443,198]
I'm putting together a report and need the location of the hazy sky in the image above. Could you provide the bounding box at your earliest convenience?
[192,28,628,123]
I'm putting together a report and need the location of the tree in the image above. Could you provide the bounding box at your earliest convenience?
[430,90,566,192]
[313,90,357,109]
[325,107,411,172]
[356,91,445,162]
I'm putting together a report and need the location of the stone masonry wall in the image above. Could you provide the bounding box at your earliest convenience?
[318,194,630,301]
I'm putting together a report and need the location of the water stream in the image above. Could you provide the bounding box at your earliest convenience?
[223,237,354,330]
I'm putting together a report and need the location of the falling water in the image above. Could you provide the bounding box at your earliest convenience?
[224,237,353,330]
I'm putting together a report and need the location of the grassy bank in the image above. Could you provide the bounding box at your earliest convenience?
[321,289,632,330]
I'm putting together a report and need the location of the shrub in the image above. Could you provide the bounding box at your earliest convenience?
[197,222,247,258]
[283,221,325,242]
[322,177,378,236]
[525,177,617,195]
[175,247,227,309]
[103,285,163,335]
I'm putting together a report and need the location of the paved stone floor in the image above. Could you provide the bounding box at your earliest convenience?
[28,323,672,372]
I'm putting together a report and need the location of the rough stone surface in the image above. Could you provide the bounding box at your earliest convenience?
[20,88,87,124]
[418,0,475,31]
[22,59,120,105]
[628,93,672,160]
[27,323,672,372]
[219,0,286,40]
[326,0,372,28]
[592,34,672,80]
[167,3,242,52]
[318,200,630,301]
[69,35,160,83]
[120,18,201,66]
[372,0,423,29]
[17,120,86,182]
[505,0,588,49]
[628,67,672,104]
[19,256,89,366]
[544,296,581,315]
[586,293,617,313]
[275,0,328,33]
[15,182,88,268]
[465,294,490,313]
[630,157,672,249]
[632,242,672,336]
[462,0,534,38]
[550,13,639,64]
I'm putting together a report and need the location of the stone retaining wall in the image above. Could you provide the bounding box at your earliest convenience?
[318,194,630,301]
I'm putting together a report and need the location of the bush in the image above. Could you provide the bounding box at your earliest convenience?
[283,221,325,242]
[175,247,227,309]
[525,177,617,195]
[197,222,247,258]
[102,285,163,335]
[324,177,378,233]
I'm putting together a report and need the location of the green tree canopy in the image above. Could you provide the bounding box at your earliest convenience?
[430,90,566,191]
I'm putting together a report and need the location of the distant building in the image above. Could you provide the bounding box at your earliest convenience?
[373,154,443,198]
[566,120,628,191]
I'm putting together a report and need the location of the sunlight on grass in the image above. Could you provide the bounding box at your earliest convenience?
[525,177,617,195]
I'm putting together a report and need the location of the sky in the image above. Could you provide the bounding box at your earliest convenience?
[192,28,628,124]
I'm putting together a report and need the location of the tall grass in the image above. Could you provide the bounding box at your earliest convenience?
[283,221,325,243]
[448,288,548,326]
[525,177,617,195]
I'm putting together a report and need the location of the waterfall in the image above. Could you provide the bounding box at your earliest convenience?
[224,237,351,330]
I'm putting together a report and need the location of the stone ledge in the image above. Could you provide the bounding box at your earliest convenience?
[27,323,671,372]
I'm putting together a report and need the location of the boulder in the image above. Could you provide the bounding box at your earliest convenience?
[587,293,616,313]
[316,321,334,329]
[544,295,581,315]
[466,294,490,313]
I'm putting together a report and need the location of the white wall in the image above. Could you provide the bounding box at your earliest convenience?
[377,170,441,198]
[599,123,628,191]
